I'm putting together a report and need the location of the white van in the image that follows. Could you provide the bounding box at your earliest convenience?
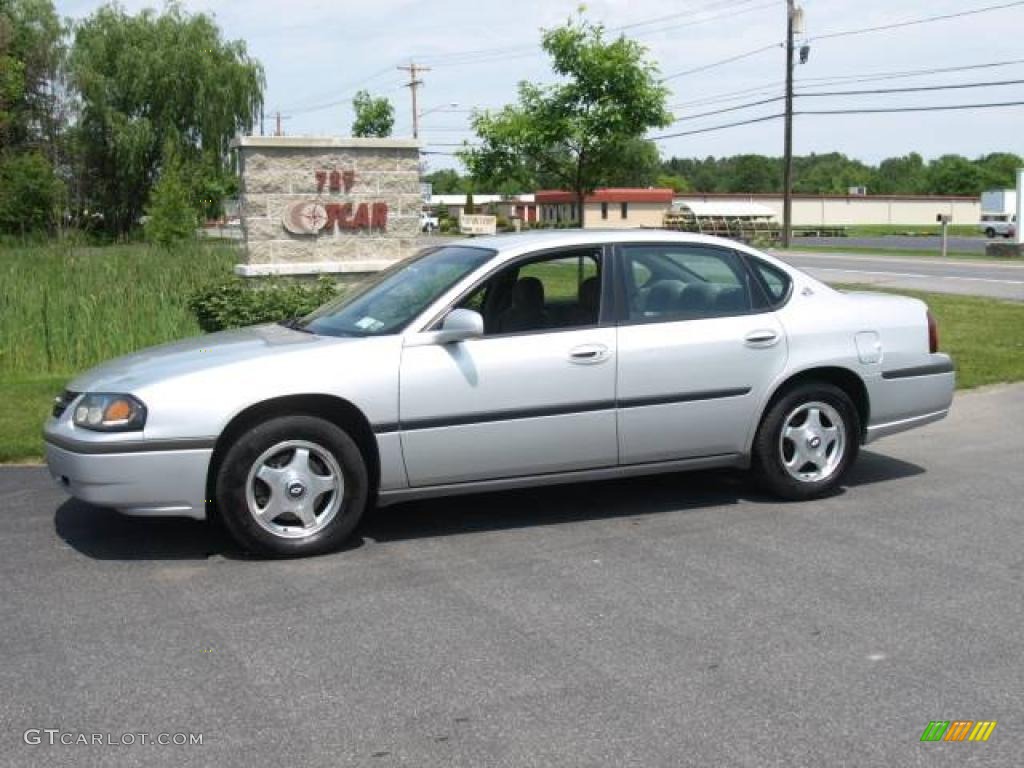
[979,213,1017,238]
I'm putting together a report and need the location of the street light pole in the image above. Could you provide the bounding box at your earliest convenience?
[782,0,796,249]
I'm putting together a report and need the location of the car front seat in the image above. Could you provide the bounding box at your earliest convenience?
[498,276,546,333]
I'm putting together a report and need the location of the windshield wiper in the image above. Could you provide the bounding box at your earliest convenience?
[278,317,313,333]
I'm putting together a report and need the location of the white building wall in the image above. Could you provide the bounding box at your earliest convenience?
[676,195,981,226]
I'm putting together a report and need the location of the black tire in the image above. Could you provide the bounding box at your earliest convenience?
[215,415,369,557]
[752,382,860,500]
[985,227,996,238]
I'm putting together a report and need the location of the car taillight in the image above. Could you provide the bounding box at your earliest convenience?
[927,309,939,353]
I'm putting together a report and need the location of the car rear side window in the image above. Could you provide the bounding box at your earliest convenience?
[746,257,792,308]
[620,244,758,323]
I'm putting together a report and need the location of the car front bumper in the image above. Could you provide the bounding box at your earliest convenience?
[44,430,212,520]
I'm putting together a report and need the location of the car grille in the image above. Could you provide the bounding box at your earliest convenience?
[52,390,79,419]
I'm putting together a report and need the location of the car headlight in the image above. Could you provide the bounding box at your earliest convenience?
[72,393,147,432]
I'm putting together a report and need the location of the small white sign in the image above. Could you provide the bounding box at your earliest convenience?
[459,214,497,235]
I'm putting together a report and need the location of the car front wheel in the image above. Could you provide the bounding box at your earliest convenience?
[752,382,860,500]
[215,415,369,557]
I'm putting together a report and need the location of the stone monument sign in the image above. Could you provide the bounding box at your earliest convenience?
[231,136,422,276]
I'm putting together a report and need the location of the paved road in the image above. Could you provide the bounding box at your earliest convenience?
[796,235,990,254]
[773,249,1024,300]
[3,385,1023,766]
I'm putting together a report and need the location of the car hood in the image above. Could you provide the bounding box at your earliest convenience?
[67,324,347,393]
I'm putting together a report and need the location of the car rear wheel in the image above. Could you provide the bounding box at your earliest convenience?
[215,415,368,557]
[752,382,859,500]
[985,227,996,238]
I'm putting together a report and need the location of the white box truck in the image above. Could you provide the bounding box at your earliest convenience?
[980,189,1017,238]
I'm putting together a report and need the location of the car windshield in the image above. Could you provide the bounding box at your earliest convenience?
[299,245,494,337]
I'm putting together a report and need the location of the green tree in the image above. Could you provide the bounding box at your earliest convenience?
[927,155,982,196]
[462,16,671,226]
[351,89,394,138]
[0,149,62,234]
[975,152,1022,191]
[68,3,264,236]
[144,147,197,246]
[873,152,928,195]
[464,192,475,214]
[723,155,780,193]
[792,152,873,195]
[601,138,661,187]
[656,173,690,193]
[423,168,470,194]
[0,0,64,148]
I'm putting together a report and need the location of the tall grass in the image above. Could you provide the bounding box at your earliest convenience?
[0,242,236,377]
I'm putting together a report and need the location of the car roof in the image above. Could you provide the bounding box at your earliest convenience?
[449,229,754,253]
[437,229,819,291]
[444,230,770,260]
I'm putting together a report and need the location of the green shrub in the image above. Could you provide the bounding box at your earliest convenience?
[145,157,198,246]
[0,151,63,235]
[188,276,342,332]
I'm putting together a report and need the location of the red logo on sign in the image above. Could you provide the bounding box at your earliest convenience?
[315,170,355,194]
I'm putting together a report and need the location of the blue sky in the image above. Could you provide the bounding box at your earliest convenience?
[59,0,1024,173]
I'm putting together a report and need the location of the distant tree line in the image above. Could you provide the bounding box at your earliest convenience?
[0,0,264,240]
[427,149,1021,198]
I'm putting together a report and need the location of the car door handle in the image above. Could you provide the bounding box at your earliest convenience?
[744,329,780,348]
[568,343,610,364]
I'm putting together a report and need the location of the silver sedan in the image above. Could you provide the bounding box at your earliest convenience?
[44,231,955,556]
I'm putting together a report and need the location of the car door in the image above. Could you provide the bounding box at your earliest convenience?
[399,246,618,487]
[614,242,790,464]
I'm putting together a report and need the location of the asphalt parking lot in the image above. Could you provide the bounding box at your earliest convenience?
[3,384,1022,767]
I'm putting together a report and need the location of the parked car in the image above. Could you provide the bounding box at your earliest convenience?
[45,231,955,557]
[420,211,439,232]
[979,213,1017,238]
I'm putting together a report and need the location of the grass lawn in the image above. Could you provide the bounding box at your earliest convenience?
[842,224,981,238]
[1,241,236,462]
[785,244,990,260]
[0,375,68,462]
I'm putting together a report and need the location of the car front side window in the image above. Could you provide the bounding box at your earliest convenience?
[455,248,603,336]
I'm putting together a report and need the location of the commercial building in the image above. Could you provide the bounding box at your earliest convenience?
[674,193,980,227]
[535,188,675,228]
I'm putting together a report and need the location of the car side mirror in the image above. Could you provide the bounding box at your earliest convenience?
[434,308,484,344]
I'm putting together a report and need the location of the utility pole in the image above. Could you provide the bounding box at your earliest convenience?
[782,0,796,249]
[260,106,265,137]
[399,62,431,139]
[272,111,291,137]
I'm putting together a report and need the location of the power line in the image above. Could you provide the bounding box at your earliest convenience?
[796,57,1024,86]
[615,0,763,31]
[671,95,784,123]
[650,99,1024,141]
[651,112,785,140]
[799,100,1024,115]
[662,42,783,82]
[669,58,1024,112]
[810,0,1024,42]
[420,0,769,66]
[799,78,1024,97]
[281,65,396,114]
[669,80,784,110]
